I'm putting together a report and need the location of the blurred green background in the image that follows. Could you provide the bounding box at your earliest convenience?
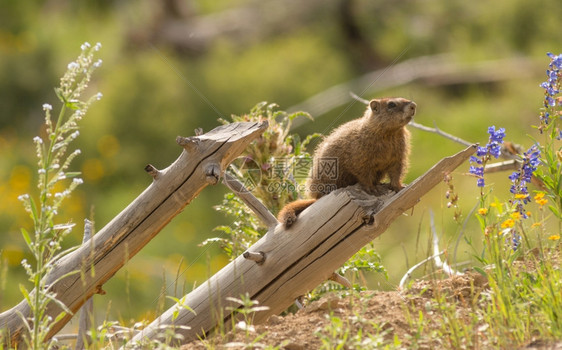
[1,0,561,327]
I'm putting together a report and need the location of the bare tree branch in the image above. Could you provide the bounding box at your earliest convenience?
[223,172,278,229]
[290,56,539,128]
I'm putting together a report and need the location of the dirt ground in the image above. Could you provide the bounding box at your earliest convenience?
[180,272,562,350]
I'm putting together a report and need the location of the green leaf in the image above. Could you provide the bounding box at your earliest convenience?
[548,204,560,218]
[288,111,312,121]
[65,100,81,111]
[64,171,82,179]
[166,296,196,315]
[54,87,65,103]
[302,133,323,149]
[473,266,487,277]
[45,293,73,315]
[20,228,32,249]
[28,195,39,224]
[19,284,32,305]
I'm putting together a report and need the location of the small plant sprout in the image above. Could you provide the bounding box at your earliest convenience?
[225,293,270,345]
[17,42,103,348]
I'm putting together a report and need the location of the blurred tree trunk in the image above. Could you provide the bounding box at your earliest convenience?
[130,0,339,54]
[338,0,384,71]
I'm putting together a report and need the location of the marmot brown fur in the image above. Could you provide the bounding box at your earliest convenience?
[278,97,416,227]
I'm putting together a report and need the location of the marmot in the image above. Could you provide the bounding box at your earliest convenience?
[278,97,416,227]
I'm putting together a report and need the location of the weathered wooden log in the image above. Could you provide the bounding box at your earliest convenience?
[129,144,476,346]
[0,121,267,347]
[74,219,94,350]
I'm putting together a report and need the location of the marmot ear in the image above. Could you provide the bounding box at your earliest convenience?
[369,99,380,113]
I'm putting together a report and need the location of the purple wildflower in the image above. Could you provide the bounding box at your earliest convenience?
[469,156,482,164]
[469,126,506,187]
[510,231,522,251]
[539,52,562,129]
[547,52,562,69]
[476,178,485,188]
[508,144,541,217]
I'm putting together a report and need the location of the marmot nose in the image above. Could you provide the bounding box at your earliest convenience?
[407,102,417,113]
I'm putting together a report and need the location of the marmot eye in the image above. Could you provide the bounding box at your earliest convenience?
[388,102,397,108]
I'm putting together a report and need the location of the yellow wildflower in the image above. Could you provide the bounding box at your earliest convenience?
[534,192,545,200]
[510,212,521,221]
[534,193,548,206]
[548,235,560,241]
[490,202,498,208]
[501,219,515,229]
[515,193,529,200]
[531,222,541,228]
[478,208,488,215]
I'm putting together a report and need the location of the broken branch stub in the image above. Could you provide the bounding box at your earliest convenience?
[0,121,267,347]
[130,144,476,346]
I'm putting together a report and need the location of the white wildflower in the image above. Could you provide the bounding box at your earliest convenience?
[42,103,52,111]
[67,61,79,70]
[94,42,102,51]
[33,136,43,144]
[96,92,103,100]
[81,42,91,51]
[73,178,84,185]
[17,194,29,202]
[71,131,80,139]
[38,169,46,174]
[93,59,102,68]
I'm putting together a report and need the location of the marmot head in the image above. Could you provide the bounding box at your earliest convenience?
[367,98,417,129]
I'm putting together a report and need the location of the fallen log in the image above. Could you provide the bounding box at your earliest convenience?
[129,144,476,346]
[0,121,267,347]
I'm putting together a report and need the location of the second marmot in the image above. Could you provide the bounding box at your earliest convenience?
[278,97,417,227]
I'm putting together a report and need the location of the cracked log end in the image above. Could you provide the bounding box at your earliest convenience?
[176,136,200,150]
[329,272,352,288]
[346,184,389,224]
[205,163,221,184]
[144,164,161,179]
[243,251,266,264]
